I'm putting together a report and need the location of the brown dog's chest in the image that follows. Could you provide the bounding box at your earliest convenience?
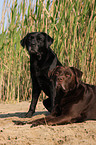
[55,86,84,113]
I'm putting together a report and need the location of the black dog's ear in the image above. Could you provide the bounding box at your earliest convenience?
[70,67,83,85]
[41,32,54,48]
[20,34,28,48]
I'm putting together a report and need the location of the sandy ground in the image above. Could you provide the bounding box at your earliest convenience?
[0,101,96,145]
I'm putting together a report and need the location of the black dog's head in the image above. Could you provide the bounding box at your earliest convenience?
[20,32,53,57]
[50,66,83,92]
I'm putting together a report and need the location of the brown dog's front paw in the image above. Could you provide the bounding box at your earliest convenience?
[25,110,35,118]
[30,123,38,128]
[30,119,45,128]
[13,120,26,125]
[30,121,42,128]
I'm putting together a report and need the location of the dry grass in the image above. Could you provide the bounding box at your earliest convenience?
[0,0,96,101]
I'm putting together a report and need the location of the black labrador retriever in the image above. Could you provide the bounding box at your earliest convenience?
[20,32,62,117]
[13,66,96,126]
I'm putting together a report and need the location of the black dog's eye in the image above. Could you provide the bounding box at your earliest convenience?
[37,34,45,43]
[37,37,42,42]
[30,36,34,39]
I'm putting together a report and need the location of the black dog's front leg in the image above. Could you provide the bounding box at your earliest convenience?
[50,80,57,111]
[50,80,62,117]
[26,93,41,117]
[26,82,41,118]
[44,80,57,112]
[43,81,56,113]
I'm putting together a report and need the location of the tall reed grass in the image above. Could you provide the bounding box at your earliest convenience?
[0,0,96,102]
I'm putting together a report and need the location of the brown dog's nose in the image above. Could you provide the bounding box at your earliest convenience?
[57,77,63,82]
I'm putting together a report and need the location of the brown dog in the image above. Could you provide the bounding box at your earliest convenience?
[13,66,96,127]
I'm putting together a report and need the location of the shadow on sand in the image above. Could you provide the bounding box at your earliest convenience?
[0,111,49,118]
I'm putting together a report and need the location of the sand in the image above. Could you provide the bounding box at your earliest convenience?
[0,101,96,145]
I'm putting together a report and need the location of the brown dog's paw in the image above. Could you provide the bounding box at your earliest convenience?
[12,120,26,125]
[30,120,45,128]
[30,123,38,128]
[30,121,41,128]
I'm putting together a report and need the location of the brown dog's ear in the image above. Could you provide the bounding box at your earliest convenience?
[41,32,54,48]
[48,70,52,78]
[70,67,83,85]
[20,34,28,48]
[48,68,55,78]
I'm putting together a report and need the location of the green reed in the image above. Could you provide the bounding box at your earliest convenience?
[0,0,96,102]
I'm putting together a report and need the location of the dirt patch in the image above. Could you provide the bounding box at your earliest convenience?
[0,101,96,145]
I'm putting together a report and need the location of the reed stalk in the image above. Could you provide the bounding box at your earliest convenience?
[0,0,96,102]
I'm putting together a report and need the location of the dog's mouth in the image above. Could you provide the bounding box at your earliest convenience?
[56,82,73,93]
[28,46,38,54]
[28,49,36,54]
[28,46,41,59]
[56,82,66,91]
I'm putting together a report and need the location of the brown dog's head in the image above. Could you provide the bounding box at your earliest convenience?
[20,32,53,57]
[50,66,83,92]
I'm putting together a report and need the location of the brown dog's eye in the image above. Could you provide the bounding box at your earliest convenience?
[66,74,70,77]
[65,73,71,78]
[55,72,59,76]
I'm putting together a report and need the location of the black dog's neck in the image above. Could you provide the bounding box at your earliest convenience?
[30,48,56,70]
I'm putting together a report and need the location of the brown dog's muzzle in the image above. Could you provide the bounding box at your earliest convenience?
[56,76,66,90]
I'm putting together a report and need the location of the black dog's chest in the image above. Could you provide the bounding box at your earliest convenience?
[37,73,52,96]
[30,52,61,97]
[31,63,51,96]
[36,70,50,86]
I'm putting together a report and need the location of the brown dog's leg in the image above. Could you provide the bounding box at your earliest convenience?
[43,114,86,126]
[13,114,84,127]
[30,115,73,127]
[45,115,71,126]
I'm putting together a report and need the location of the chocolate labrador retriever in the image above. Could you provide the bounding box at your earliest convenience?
[13,66,96,126]
[20,32,62,117]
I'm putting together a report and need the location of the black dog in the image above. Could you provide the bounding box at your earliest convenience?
[13,66,96,126]
[20,32,62,117]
